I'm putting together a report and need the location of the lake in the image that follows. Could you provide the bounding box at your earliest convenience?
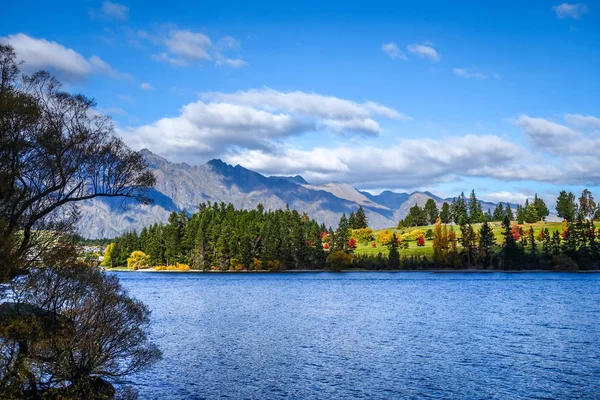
[115,272,600,399]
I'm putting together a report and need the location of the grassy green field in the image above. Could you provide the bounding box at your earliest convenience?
[354,221,599,257]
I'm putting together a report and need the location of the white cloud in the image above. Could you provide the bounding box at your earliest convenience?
[514,114,579,152]
[164,30,212,61]
[564,113,600,130]
[224,134,531,188]
[479,191,533,205]
[407,42,440,62]
[142,28,247,68]
[553,3,588,19]
[203,88,410,128]
[453,68,492,80]
[121,89,407,164]
[140,82,154,90]
[0,33,132,82]
[121,101,313,157]
[381,42,407,60]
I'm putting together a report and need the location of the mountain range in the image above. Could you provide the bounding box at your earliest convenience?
[77,149,517,238]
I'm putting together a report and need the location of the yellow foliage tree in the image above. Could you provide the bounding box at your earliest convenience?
[127,251,149,270]
[377,230,393,245]
[101,243,115,268]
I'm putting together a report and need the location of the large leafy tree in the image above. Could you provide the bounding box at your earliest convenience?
[0,45,155,281]
[0,44,159,398]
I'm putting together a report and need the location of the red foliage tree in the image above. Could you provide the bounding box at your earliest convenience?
[347,238,357,249]
[323,242,330,250]
[417,236,425,246]
[372,242,377,248]
[511,224,521,240]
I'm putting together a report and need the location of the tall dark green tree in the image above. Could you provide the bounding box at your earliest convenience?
[387,233,400,269]
[492,203,505,221]
[404,203,428,227]
[479,221,496,268]
[524,203,540,224]
[451,192,468,224]
[533,194,549,221]
[468,190,484,223]
[439,202,451,224]
[556,190,577,222]
[334,213,351,251]
[505,203,514,221]
[424,199,439,225]
[355,206,368,229]
[348,211,357,230]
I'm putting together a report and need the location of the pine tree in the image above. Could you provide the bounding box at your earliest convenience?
[424,199,439,225]
[459,223,478,266]
[468,190,483,223]
[516,204,525,224]
[334,213,351,251]
[524,203,539,224]
[505,203,514,221]
[355,206,368,229]
[478,221,496,268]
[387,233,400,269]
[493,203,505,221]
[556,190,577,222]
[348,211,358,229]
[501,215,520,269]
[533,194,549,221]
[440,202,451,224]
[451,192,468,224]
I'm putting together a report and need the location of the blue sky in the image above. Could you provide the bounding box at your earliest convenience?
[2,0,600,205]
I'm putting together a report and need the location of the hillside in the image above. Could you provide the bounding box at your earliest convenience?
[76,149,537,238]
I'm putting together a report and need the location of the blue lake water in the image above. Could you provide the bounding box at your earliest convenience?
[115,272,600,399]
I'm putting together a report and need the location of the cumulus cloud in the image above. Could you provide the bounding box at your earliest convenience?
[407,42,440,62]
[553,3,589,19]
[224,134,533,189]
[381,42,407,60]
[0,33,132,82]
[514,114,600,157]
[141,28,247,68]
[564,113,600,130]
[202,88,409,127]
[120,89,407,163]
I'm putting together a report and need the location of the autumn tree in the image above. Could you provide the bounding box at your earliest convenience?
[578,189,596,221]
[432,218,449,266]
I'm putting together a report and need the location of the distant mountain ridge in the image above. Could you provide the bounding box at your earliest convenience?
[76,149,529,238]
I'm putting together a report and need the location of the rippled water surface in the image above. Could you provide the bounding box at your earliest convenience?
[115,272,600,399]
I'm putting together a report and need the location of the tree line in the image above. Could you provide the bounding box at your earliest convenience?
[401,189,555,227]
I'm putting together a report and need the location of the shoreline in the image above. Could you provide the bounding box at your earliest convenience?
[107,268,600,274]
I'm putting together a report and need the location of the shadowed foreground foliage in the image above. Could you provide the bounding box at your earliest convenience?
[0,44,160,398]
